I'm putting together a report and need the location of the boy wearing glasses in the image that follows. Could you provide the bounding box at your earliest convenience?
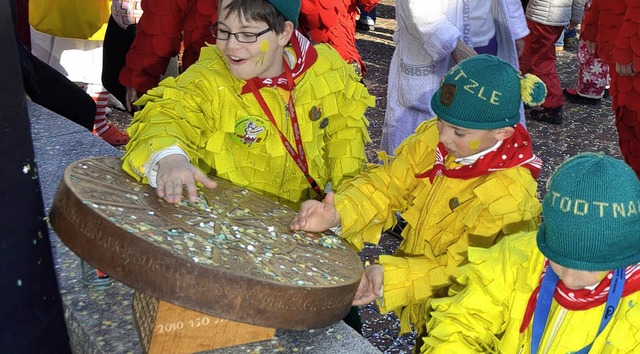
[122,0,373,208]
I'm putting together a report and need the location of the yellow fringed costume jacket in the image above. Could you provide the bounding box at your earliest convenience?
[122,43,373,206]
[334,119,541,334]
[424,232,640,353]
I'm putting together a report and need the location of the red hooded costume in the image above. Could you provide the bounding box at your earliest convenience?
[582,0,640,177]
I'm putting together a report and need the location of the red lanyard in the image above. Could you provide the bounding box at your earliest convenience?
[246,61,323,197]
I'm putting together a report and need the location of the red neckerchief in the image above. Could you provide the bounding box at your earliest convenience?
[520,261,640,333]
[415,123,542,182]
[242,31,322,196]
[241,30,318,94]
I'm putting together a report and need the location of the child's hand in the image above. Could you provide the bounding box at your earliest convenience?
[156,155,217,203]
[515,38,524,58]
[616,62,637,77]
[125,86,141,112]
[289,192,341,232]
[352,264,383,306]
[451,39,477,64]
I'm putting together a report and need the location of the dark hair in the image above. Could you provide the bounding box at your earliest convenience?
[221,0,287,34]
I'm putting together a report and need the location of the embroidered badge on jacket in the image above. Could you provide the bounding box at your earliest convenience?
[232,116,270,147]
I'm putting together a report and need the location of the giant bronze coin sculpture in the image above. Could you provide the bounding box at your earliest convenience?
[50,157,363,330]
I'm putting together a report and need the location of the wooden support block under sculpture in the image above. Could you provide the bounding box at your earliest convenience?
[132,292,276,353]
[49,157,363,352]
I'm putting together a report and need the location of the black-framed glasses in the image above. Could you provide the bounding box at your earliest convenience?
[210,23,272,43]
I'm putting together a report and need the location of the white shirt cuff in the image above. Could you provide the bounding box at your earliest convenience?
[143,146,189,188]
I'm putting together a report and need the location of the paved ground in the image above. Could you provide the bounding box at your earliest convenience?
[107,2,621,351]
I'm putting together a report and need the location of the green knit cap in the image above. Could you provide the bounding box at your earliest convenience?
[266,0,300,28]
[431,54,546,130]
[537,153,640,271]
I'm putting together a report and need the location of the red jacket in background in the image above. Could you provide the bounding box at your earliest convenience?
[119,0,218,94]
[582,0,640,110]
[298,0,378,76]
[580,0,626,64]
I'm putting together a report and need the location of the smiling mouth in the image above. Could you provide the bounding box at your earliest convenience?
[228,55,245,64]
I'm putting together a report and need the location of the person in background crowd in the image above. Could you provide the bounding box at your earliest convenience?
[356,3,377,31]
[379,0,529,156]
[118,0,218,111]
[298,0,379,77]
[581,0,640,178]
[101,0,143,112]
[30,0,129,145]
[520,0,585,125]
[16,0,95,131]
[562,0,610,105]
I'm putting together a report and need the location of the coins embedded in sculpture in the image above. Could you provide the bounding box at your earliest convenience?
[50,157,362,329]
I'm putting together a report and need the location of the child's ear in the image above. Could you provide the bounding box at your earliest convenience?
[278,21,295,47]
[494,126,515,141]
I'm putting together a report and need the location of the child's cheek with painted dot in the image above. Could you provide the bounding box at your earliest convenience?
[596,272,608,282]
[468,140,481,151]
[257,40,269,67]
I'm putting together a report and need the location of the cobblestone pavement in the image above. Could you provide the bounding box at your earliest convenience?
[107,2,621,351]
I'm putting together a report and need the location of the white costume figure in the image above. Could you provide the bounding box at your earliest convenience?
[380,0,529,154]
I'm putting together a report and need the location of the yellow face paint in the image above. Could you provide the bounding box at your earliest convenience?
[596,272,608,282]
[256,40,269,67]
[468,140,481,151]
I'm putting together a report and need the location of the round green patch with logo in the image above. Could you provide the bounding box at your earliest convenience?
[231,116,270,148]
